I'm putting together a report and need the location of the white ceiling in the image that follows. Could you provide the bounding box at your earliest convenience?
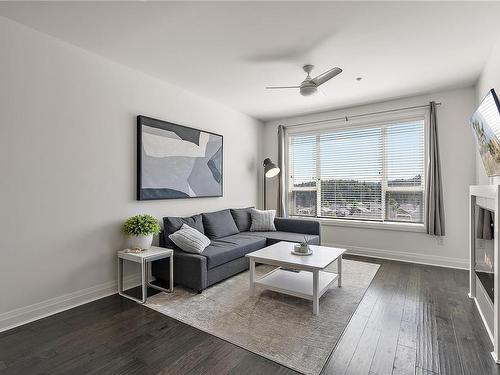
[1,1,500,121]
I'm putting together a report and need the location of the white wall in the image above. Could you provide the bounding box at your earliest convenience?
[476,37,500,185]
[263,87,476,269]
[0,17,262,328]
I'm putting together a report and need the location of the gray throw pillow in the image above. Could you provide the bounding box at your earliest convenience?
[169,224,211,254]
[230,207,253,232]
[202,209,239,238]
[250,209,276,232]
[163,214,204,246]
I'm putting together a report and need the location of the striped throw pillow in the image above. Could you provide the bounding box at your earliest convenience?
[169,224,211,254]
[249,209,276,232]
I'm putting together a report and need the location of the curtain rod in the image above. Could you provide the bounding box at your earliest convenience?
[285,102,442,128]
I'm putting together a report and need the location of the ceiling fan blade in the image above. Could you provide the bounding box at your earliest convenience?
[265,86,300,89]
[312,67,342,86]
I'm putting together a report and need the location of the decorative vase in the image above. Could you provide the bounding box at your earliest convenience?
[127,234,153,250]
[299,243,310,253]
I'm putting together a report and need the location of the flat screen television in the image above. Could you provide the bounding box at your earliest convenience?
[470,88,500,177]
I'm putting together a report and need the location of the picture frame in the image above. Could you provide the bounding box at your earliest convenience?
[137,115,223,200]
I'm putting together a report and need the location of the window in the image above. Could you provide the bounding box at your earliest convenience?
[288,117,425,225]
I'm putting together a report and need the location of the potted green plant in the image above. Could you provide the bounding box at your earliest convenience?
[122,214,161,250]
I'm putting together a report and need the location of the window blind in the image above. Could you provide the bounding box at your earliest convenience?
[288,119,425,223]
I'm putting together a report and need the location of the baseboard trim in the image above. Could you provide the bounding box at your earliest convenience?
[323,242,468,270]
[0,274,141,333]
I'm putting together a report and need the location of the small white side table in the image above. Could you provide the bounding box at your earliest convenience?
[117,246,173,304]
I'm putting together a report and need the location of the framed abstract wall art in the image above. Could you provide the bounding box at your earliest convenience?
[137,115,223,200]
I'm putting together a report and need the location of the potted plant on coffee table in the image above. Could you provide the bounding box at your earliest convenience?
[122,214,161,250]
[293,235,313,255]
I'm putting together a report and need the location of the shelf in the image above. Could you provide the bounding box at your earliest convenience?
[254,268,338,300]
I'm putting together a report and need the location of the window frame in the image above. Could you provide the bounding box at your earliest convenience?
[286,109,428,232]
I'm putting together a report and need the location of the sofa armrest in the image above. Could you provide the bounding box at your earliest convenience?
[152,248,208,292]
[274,217,320,236]
[173,249,207,270]
[174,250,208,292]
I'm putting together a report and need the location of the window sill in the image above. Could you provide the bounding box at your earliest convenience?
[291,216,426,233]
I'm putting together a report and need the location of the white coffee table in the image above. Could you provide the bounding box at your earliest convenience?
[246,241,346,315]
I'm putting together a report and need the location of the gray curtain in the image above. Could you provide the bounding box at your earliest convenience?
[277,125,287,217]
[425,101,445,235]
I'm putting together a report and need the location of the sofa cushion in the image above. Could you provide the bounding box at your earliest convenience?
[230,207,253,232]
[163,214,204,246]
[249,209,276,231]
[169,224,211,254]
[244,231,320,246]
[202,233,266,269]
[202,209,239,239]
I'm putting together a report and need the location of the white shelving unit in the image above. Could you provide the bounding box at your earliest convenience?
[469,185,500,363]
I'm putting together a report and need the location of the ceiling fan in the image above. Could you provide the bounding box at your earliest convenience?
[266,64,342,96]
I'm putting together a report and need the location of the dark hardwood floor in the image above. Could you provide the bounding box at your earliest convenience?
[0,256,498,375]
[324,256,499,375]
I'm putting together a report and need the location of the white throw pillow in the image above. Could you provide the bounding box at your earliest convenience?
[169,224,211,254]
[249,208,276,232]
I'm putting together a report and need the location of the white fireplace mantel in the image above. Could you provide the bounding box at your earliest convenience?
[469,184,500,363]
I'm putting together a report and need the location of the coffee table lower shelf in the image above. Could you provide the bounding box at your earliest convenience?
[253,268,339,313]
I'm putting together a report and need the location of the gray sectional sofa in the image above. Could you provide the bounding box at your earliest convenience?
[152,207,320,293]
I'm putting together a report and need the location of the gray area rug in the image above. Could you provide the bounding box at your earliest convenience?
[146,259,380,375]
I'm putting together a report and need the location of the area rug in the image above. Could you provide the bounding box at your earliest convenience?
[145,259,380,375]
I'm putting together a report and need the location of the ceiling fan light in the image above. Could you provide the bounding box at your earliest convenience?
[300,86,317,96]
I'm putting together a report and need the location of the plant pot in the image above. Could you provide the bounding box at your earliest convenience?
[299,244,310,253]
[127,234,153,250]
[294,243,309,254]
